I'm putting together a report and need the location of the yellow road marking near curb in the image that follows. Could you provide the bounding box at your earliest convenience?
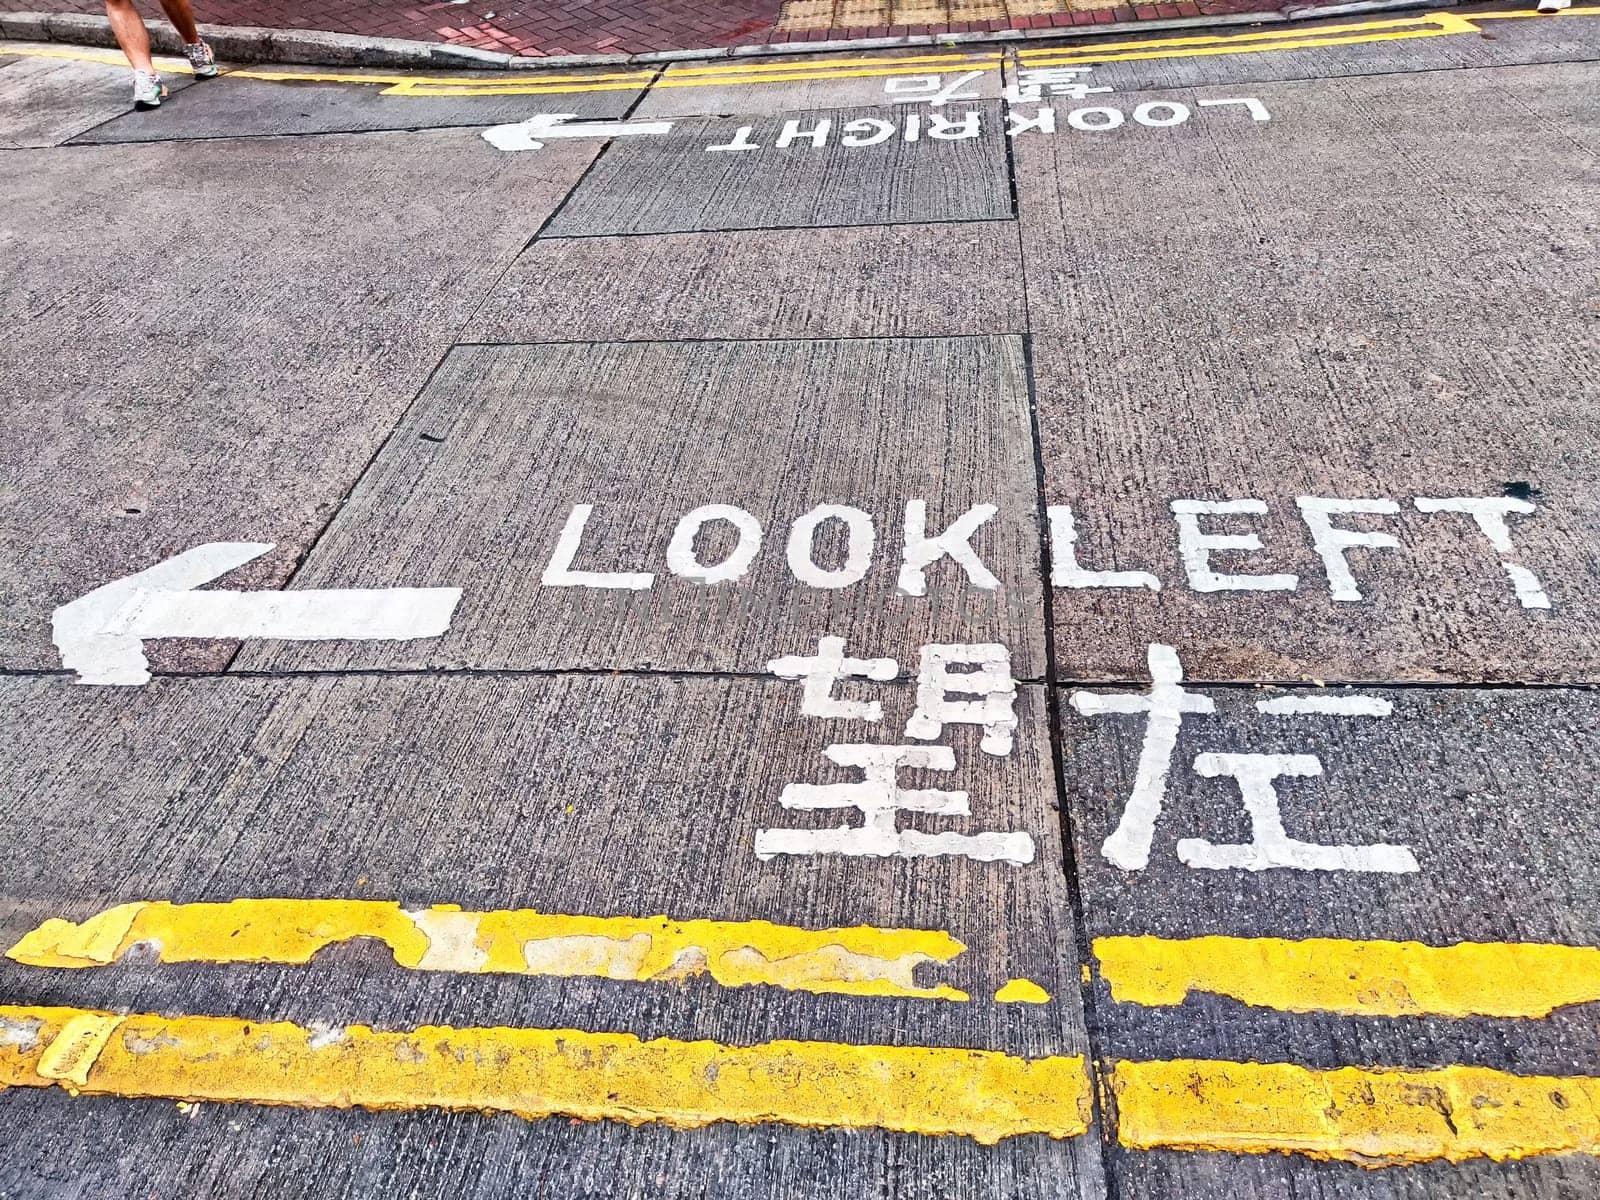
[1096,935,1600,1019]
[665,50,1002,74]
[0,1005,1090,1144]
[1019,9,1480,64]
[7,898,969,1001]
[6,9,1596,99]
[1113,1059,1600,1165]
[1018,7,1600,65]
[6,1003,1600,1164]
[654,61,998,87]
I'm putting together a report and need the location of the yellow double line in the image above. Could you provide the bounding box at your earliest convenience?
[5,1004,1600,1163]
[11,7,1595,100]
[1017,6,1600,66]
[7,899,1600,1161]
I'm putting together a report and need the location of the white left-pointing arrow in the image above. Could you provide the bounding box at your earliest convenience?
[52,542,463,686]
[481,112,675,152]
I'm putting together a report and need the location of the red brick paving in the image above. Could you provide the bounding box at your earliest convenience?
[0,0,1292,58]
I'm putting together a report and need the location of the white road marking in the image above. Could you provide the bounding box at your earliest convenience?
[1071,644,1216,871]
[1296,497,1402,602]
[481,113,675,152]
[1048,505,1161,591]
[904,643,1018,757]
[1255,695,1394,717]
[52,543,461,686]
[1181,753,1420,873]
[769,635,898,722]
[1171,499,1299,593]
[1414,496,1550,609]
[897,501,999,597]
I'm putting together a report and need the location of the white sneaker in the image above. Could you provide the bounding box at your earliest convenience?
[1537,0,1570,10]
[132,70,168,109]
[183,40,218,77]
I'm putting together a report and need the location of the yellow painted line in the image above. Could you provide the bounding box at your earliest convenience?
[1020,10,1483,65]
[1018,8,1600,67]
[656,61,1000,87]
[6,898,969,1001]
[1019,10,1471,58]
[666,50,1002,74]
[1096,935,1600,1019]
[4,44,198,73]
[0,1004,1091,1144]
[0,44,650,94]
[1113,1059,1600,1165]
[9,6,1599,100]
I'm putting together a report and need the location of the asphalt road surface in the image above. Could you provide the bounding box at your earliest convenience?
[2,7,1599,1197]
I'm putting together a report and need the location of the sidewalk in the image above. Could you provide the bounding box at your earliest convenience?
[0,0,1290,58]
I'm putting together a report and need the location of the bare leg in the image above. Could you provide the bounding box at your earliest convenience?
[155,0,201,45]
[105,0,156,72]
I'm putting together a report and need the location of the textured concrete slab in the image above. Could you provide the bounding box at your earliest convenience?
[0,131,596,672]
[0,51,193,147]
[239,336,1046,676]
[543,102,1011,237]
[1018,63,1600,683]
[464,222,1026,343]
[73,66,645,142]
[1060,683,1600,1196]
[1033,7,1600,94]
[635,53,1003,119]
[0,672,1101,1199]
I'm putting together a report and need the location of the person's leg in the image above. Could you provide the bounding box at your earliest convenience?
[154,0,200,46]
[104,0,155,73]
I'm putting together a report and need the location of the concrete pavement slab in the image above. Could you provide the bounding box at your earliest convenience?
[1059,681,1600,1195]
[0,672,1102,1198]
[238,336,1047,676]
[464,222,1027,343]
[542,102,1011,237]
[1016,63,1600,683]
[0,131,596,672]
[0,51,193,147]
[1018,7,1600,94]
[72,65,647,142]
[634,51,1003,119]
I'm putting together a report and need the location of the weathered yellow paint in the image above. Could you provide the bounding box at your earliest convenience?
[653,57,1000,87]
[994,979,1051,1004]
[662,50,1000,75]
[1096,935,1600,1019]
[7,899,968,1001]
[1019,10,1484,67]
[34,1013,123,1087]
[6,11,1597,98]
[1112,1059,1600,1166]
[0,1004,1091,1144]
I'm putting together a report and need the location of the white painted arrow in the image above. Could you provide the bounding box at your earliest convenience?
[52,543,463,686]
[481,112,675,152]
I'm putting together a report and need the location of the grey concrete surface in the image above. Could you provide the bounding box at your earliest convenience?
[543,103,1011,237]
[635,52,1002,119]
[1017,63,1600,683]
[6,16,1600,1200]
[1062,683,1600,1195]
[463,222,1027,343]
[0,672,1102,1199]
[1115,1149,1600,1200]
[1037,5,1600,93]
[238,337,1047,676]
[0,131,595,673]
[73,67,645,142]
[0,51,193,147]
[0,1096,1092,1200]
